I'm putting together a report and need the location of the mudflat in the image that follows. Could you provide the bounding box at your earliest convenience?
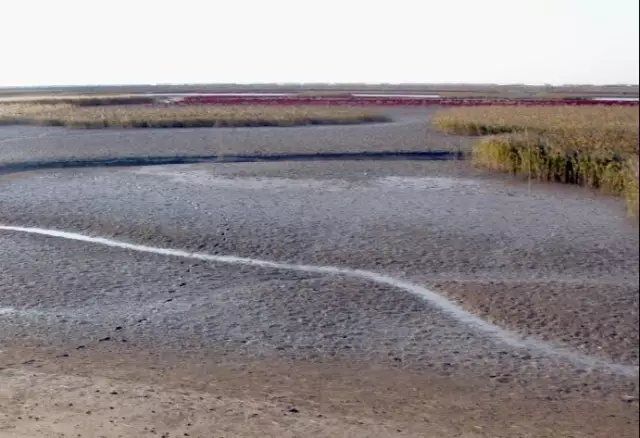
[0,108,637,437]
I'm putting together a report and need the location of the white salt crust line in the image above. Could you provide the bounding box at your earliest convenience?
[0,224,637,377]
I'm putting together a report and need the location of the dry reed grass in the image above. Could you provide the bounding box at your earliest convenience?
[0,103,388,128]
[433,106,639,216]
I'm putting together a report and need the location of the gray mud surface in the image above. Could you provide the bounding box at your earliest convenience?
[0,108,471,165]
[0,108,638,436]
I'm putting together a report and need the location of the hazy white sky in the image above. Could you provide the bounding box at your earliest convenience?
[1,0,638,86]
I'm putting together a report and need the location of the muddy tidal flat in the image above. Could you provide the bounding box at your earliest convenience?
[1,108,638,437]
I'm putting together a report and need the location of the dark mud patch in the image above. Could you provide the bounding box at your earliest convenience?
[437,279,639,365]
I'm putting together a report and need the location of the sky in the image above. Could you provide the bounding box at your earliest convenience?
[1,0,638,87]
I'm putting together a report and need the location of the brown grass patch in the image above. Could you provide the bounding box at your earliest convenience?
[433,106,639,216]
[0,103,388,129]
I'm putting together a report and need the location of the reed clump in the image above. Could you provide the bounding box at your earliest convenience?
[434,106,639,216]
[0,103,388,128]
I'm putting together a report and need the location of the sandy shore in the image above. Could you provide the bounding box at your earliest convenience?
[1,346,638,438]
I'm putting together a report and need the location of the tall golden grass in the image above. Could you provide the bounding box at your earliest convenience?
[433,106,639,216]
[0,103,388,128]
